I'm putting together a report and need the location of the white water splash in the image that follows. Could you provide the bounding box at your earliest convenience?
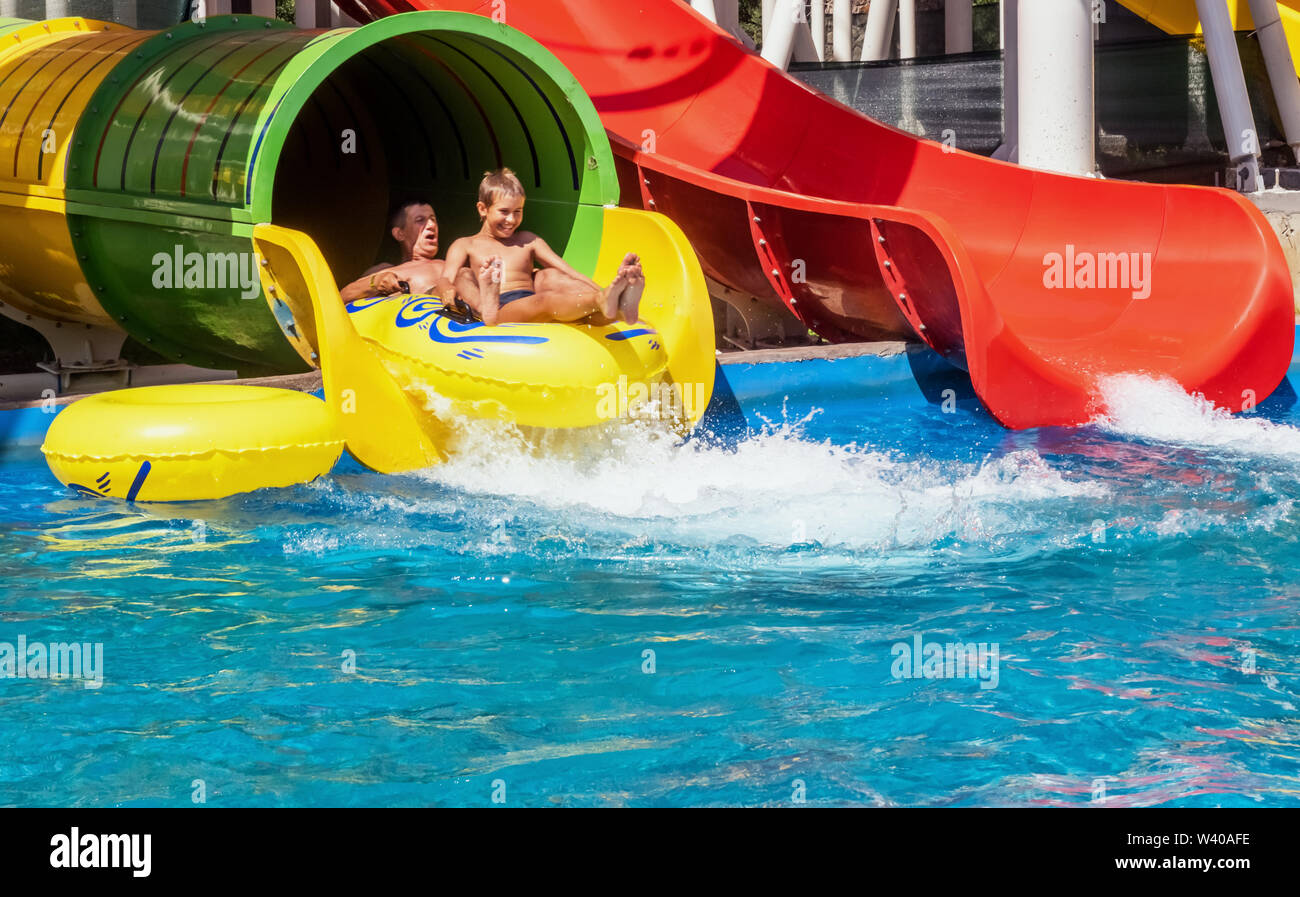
[1095,373,1300,458]
[379,385,1108,551]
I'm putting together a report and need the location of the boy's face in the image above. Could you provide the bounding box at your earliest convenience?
[478,193,525,239]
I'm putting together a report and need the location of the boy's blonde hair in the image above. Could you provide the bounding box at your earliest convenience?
[478,167,525,210]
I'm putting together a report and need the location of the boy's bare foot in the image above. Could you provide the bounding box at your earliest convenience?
[620,260,645,324]
[603,265,630,321]
[477,256,503,325]
[601,252,638,320]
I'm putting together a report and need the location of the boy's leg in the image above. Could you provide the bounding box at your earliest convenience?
[499,267,634,324]
[475,258,502,325]
[454,260,503,325]
[497,290,605,324]
[452,267,479,307]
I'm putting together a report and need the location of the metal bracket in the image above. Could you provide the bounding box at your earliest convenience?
[636,163,659,212]
[868,217,927,338]
[746,201,798,313]
[0,286,132,393]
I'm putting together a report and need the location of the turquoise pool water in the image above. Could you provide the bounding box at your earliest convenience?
[1,359,1298,807]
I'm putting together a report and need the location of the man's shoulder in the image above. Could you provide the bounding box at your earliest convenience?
[361,262,393,276]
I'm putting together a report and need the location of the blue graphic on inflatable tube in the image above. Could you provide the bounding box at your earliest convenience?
[395,297,442,328]
[346,296,549,344]
[344,295,391,314]
[390,298,548,345]
[68,461,151,501]
[429,315,548,345]
[605,328,658,341]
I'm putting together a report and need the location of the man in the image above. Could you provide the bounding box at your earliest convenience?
[339,197,445,302]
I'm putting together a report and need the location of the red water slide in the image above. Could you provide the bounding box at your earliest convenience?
[339,0,1294,429]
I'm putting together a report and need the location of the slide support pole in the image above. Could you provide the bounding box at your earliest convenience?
[1197,0,1262,190]
[1247,0,1300,158]
[1017,0,1094,176]
[945,0,973,53]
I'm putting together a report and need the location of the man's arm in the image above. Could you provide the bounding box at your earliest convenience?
[436,238,471,300]
[529,235,601,290]
[339,264,404,304]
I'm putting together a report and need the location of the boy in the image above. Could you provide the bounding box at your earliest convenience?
[437,168,644,326]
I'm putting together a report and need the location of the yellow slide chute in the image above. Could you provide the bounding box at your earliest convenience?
[1118,0,1300,70]
[252,205,716,465]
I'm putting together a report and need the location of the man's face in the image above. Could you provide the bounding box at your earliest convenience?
[393,203,436,260]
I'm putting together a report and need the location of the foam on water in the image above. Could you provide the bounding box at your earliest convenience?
[1096,373,1300,458]
[383,391,1109,553]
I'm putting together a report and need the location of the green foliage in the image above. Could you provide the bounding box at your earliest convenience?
[739,0,763,46]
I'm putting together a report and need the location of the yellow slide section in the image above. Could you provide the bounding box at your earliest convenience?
[253,223,445,474]
[1118,0,1300,69]
[0,18,146,328]
[253,207,715,474]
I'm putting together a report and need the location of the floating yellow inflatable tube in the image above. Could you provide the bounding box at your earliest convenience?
[42,385,344,501]
[346,295,692,428]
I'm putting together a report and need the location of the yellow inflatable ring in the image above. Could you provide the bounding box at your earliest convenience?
[345,295,704,428]
[42,384,344,501]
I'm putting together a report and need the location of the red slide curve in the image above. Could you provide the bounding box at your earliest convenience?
[339,0,1294,429]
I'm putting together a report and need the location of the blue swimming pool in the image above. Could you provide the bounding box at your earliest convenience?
[1,350,1298,807]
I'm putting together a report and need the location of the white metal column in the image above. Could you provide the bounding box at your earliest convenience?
[811,0,825,61]
[1247,0,1300,157]
[832,0,853,61]
[862,0,897,61]
[1017,0,1094,175]
[296,0,331,28]
[762,0,819,68]
[945,0,973,54]
[762,0,804,68]
[690,0,719,21]
[994,0,1018,161]
[899,0,917,58]
[1197,0,1262,190]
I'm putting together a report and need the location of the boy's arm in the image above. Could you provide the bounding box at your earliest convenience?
[530,235,601,290]
[436,239,470,300]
